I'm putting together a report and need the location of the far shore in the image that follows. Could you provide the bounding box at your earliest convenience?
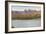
[12,10,41,20]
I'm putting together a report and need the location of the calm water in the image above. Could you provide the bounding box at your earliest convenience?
[12,18,41,28]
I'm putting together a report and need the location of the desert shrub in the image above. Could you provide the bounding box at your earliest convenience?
[12,13,41,19]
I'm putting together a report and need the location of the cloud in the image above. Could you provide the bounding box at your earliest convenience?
[11,6,41,11]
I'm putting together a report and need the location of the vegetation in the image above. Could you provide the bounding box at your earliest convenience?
[12,14,41,20]
[12,9,41,20]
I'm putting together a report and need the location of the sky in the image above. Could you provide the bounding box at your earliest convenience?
[11,6,41,11]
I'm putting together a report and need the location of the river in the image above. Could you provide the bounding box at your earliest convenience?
[11,18,41,28]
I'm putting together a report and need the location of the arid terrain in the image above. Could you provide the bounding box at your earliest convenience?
[12,9,41,20]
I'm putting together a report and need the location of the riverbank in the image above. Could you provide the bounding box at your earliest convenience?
[12,10,41,20]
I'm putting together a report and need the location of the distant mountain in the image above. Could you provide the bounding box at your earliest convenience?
[12,9,41,14]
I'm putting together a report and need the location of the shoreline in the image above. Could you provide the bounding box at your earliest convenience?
[12,17,41,20]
